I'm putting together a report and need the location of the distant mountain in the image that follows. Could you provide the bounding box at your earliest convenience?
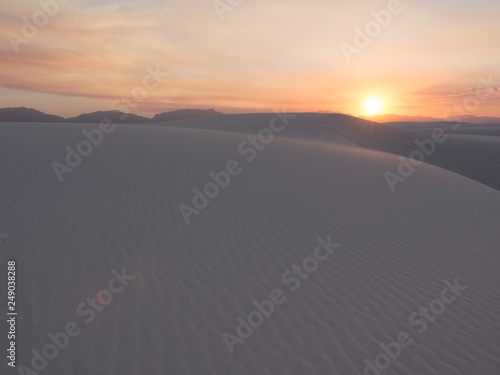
[4,108,496,124]
[0,107,65,122]
[458,115,500,124]
[0,107,226,123]
[366,113,500,124]
[66,110,151,124]
[152,109,224,122]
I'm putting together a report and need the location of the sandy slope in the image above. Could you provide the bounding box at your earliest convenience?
[157,114,500,190]
[1,113,499,375]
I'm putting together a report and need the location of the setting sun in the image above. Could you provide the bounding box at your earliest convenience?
[364,98,384,117]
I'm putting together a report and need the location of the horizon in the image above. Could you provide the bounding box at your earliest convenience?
[4,106,500,123]
[2,0,500,118]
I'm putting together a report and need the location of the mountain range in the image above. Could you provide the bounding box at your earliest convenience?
[361,113,500,124]
[2,107,500,124]
[0,107,225,123]
[315,111,500,124]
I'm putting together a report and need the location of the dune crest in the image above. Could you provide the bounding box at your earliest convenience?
[1,113,499,375]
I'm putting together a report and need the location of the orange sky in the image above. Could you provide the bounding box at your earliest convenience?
[1,0,499,118]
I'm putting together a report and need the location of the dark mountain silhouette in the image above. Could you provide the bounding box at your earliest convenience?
[5,107,496,124]
[458,115,500,124]
[0,107,226,123]
[0,107,65,122]
[152,109,224,122]
[364,113,500,124]
[66,110,151,123]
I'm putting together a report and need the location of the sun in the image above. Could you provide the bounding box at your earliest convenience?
[364,97,384,117]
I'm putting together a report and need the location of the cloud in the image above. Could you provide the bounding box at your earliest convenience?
[1,0,500,116]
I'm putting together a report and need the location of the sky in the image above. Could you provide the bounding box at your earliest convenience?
[1,0,500,118]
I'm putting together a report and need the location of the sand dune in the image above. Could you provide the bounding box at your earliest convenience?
[156,113,500,190]
[1,113,499,375]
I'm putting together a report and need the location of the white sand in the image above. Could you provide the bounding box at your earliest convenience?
[1,113,499,375]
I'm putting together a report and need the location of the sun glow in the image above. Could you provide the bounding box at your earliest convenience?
[364,97,384,117]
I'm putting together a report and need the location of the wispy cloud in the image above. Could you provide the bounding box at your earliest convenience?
[1,0,500,117]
